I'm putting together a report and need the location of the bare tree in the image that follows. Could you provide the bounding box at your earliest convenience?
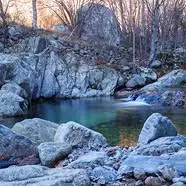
[32,0,37,28]
[0,0,13,48]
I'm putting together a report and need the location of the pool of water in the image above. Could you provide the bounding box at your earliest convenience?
[1,97,186,147]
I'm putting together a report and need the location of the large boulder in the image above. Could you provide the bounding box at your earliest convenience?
[138,113,177,145]
[12,118,58,145]
[38,142,72,168]
[76,3,121,46]
[0,165,90,186]
[54,121,108,151]
[1,82,28,99]
[126,75,146,89]
[141,69,186,92]
[0,90,28,117]
[0,125,39,166]
[118,149,186,178]
[133,135,186,156]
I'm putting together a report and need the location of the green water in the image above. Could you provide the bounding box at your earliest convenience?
[1,97,186,146]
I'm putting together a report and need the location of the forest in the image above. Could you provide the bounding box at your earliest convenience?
[1,0,186,61]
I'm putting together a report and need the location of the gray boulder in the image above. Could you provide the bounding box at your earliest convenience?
[150,60,161,68]
[138,113,177,145]
[38,142,72,168]
[1,82,28,99]
[8,25,24,39]
[76,3,121,46]
[53,24,69,33]
[126,75,146,89]
[0,125,39,166]
[67,151,107,169]
[91,166,118,184]
[118,149,186,178]
[0,90,28,117]
[141,69,186,92]
[54,121,107,150]
[0,165,90,186]
[12,118,58,145]
[133,135,186,156]
[139,67,157,83]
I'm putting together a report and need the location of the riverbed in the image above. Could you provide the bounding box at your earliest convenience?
[1,97,186,147]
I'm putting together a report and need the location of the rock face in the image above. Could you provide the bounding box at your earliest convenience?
[0,125,39,166]
[38,142,72,167]
[138,113,177,145]
[76,3,121,46]
[12,118,58,145]
[54,121,108,151]
[0,165,90,186]
[0,51,120,100]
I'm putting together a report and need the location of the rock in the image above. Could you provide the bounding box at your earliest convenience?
[53,24,69,33]
[0,90,28,117]
[1,82,28,99]
[38,142,72,168]
[158,165,177,181]
[12,118,58,145]
[91,166,118,184]
[0,42,3,52]
[141,69,186,92]
[150,60,161,68]
[118,150,186,177]
[138,113,177,145]
[0,49,120,100]
[0,165,90,186]
[8,25,24,39]
[173,48,186,63]
[171,182,185,186]
[54,121,107,151]
[126,75,146,89]
[133,168,147,180]
[145,176,164,186]
[132,135,186,156]
[67,151,107,169]
[76,3,121,46]
[133,89,186,108]
[138,67,157,83]
[0,125,39,166]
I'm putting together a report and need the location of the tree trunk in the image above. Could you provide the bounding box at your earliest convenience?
[0,0,9,49]
[150,8,159,62]
[32,0,37,29]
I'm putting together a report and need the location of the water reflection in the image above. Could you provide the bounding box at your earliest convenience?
[1,97,186,147]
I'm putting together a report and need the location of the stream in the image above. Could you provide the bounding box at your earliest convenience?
[1,97,186,147]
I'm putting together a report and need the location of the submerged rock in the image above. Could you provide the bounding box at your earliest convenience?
[12,118,58,145]
[0,165,90,186]
[138,113,177,145]
[54,121,108,151]
[38,142,72,168]
[0,125,39,166]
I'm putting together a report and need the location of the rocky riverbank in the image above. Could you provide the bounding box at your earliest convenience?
[0,113,186,185]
